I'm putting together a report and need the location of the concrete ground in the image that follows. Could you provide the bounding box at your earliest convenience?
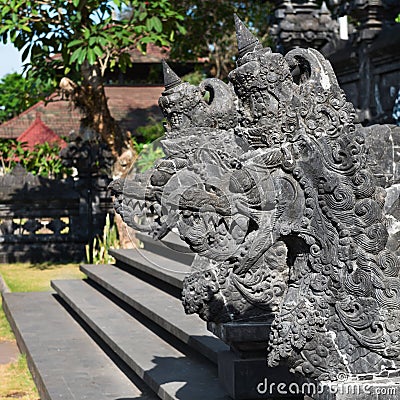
[0,340,19,364]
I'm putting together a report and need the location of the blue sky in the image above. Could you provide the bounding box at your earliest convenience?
[0,43,24,79]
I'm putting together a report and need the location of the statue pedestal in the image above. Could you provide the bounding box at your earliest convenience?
[208,322,304,399]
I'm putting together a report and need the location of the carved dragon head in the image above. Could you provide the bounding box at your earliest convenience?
[110,16,400,382]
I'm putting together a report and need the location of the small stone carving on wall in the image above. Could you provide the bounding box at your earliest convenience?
[111,16,400,383]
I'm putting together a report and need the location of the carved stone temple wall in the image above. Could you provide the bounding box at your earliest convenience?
[0,137,113,263]
[270,0,339,53]
[111,16,400,400]
[270,0,400,126]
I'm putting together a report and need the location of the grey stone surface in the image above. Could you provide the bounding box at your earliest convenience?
[0,153,112,263]
[270,0,338,52]
[328,0,400,37]
[208,321,273,357]
[51,279,230,400]
[109,248,190,289]
[136,232,194,266]
[80,264,228,363]
[218,350,302,400]
[324,1,400,125]
[2,291,151,400]
[268,1,400,125]
[209,322,273,345]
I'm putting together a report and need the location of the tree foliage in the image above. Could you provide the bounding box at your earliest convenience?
[0,0,184,87]
[170,1,273,80]
[0,0,185,167]
[0,73,50,123]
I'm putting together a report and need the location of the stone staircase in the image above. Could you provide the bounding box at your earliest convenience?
[2,232,234,400]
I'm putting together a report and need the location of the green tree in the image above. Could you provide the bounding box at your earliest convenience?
[0,0,185,175]
[170,1,273,80]
[0,73,49,123]
[0,139,71,178]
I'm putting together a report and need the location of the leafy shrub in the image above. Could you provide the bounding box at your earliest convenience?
[0,139,72,178]
[133,117,164,152]
[182,70,206,85]
[85,214,120,264]
[134,143,164,172]
[131,118,165,172]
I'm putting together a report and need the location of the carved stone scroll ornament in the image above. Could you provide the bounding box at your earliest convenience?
[110,16,400,382]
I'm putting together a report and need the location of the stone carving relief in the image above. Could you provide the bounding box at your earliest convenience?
[110,16,400,382]
[270,0,338,52]
[328,0,400,30]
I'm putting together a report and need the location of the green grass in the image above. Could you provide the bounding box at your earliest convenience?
[0,262,85,293]
[0,262,85,399]
[0,354,39,400]
[0,295,14,342]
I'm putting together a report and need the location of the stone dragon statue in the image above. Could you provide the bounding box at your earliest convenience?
[110,16,400,383]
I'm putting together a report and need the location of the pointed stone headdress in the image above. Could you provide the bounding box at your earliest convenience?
[234,14,262,58]
[162,60,182,92]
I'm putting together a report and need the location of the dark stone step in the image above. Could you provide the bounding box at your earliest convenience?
[51,279,230,400]
[135,232,194,266]
[2,291,153,400]
[109,248,191,289]
[81,264,229,364]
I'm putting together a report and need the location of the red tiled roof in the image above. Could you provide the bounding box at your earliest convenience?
[106,86,164,134]
[128,43,169,63]
[17,114,67,150]
[126,43,207,64]
[0,95,82,140]
[49,43,169,64]
[0,86,164,140]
